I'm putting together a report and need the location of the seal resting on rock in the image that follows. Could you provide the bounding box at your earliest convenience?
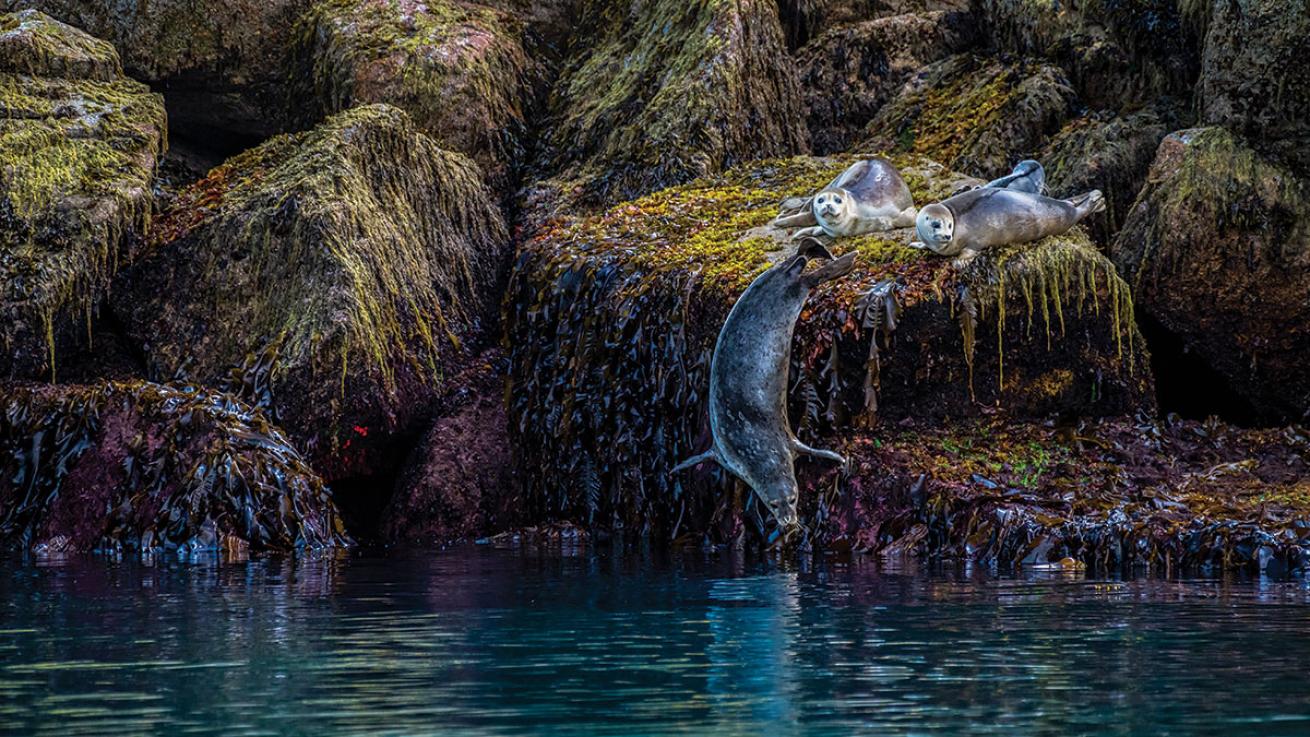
[673,238,856,536]
[911,187,1105,262]
[774,158,917,239]
[983,159,1046,194]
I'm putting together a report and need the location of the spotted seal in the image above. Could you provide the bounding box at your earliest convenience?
[983,159,1046,194]
[774,158,917,239]
[673,238,856,534]
[911,187,1105,261]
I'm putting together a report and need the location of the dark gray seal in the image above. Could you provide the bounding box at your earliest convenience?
[673,239,856,532]
[983,159,1046,194]
[911,187,1105,261]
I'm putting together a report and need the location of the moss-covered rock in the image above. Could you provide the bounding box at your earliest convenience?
[777,0,970,49]
[1114,128,1310,424]
[0,380,347,554]
[112,104,511,481]
[820,415,1310,573]
[6,0,309,137]
[1198,0,1310,176]
[860,53,1076,179]
[526,0,808,220]
[972,0,1203,110]
[505,154,1149,538]
[797,11,980,155]
[1041,101,1185,244]
[295,0,535,192]
[0,10,165,381]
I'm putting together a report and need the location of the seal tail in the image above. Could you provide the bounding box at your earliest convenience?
[671,449,721,474]
[1069,190,1106,218]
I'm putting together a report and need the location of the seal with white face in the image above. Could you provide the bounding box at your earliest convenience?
[912,187,1105,261]
[774,158,917,239]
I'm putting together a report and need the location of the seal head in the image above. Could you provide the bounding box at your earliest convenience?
[914,203,955,254]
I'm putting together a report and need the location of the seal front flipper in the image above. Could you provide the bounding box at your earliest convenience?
[671,448,721,474]
[792,438,846,466]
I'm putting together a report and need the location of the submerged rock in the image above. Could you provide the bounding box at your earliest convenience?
[797,10,980,155]
[4,0,307,138]
[1198,0,1310,176]
[506,155,1148,538]
[295,0,536,192]
[113,104,511,481]
[0,380,347,554]
[1114,128,1310,424]
[526,0,808,219]
[0,10,165,381]
[860,53,1076,180]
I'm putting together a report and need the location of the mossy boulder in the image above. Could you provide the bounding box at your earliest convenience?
[776,0,970,49]
[6,0,308,138]
[797,10,980,155]
[295,0,535,192]
[822,416,1310,573]
[112,104,511,481]
[1114,128,1310,424]
[971,0,1202,110]
[1041,101,1185,245]
[0,380,347,555]
[526,0,808,220]
[1197,0,1310,176]
[505,154,1149,538]
[0,10,165,381]
[860,53,1077,179]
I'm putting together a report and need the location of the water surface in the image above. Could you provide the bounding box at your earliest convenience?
[3,548,1310,736]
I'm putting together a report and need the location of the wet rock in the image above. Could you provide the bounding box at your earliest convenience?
[1197,0,1310,176]
[777,0,969,49]
[505,155,1149,538]
[5,0,308,138]
[0,10,165,381]
[0,380,347,554]
[381,351,520,545]
[797,10,980,155]
[860,53,1077,180]
[1114,127,1310,424]
[112,104,511,481]
[972,0,1202,110]
[525,0,808,220]
[295,0,536,192]
[1040,101,1185,245]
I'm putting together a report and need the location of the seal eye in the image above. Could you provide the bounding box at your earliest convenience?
[834,197,842,204]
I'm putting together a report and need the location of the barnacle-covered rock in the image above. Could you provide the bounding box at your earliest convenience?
[797,10,979,155]
[776,0,969,49]
[0,10,165,381]
[1114,128,1310,424]
[295,0,536,192]
[972,0,1202,110]
[860,53,1077,180]
[526,0,808,220]
[0,380,347,554]
[112,104,511,481]
[820,416,1310,573]
[1197,0,1310,176]
[505,154,1148,537]
[5,0,308,137]
[1040,101,1184,244]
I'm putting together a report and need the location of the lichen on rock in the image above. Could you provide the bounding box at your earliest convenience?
[506,153,1147,538]
[860,53,1077,179]
[0,380,347,555]
[112,104,511,481]
[776,0,970,49]
[0,9,165,381]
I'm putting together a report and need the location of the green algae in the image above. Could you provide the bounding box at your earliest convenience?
[0,9,121,81]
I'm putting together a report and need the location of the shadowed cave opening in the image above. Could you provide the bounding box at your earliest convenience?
[1137,313,1263,427]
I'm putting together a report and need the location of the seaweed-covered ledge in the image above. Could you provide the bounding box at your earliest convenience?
[505,154,1149,539]
[0,10,166,381]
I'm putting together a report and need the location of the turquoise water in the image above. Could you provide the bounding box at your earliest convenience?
[3,549,1310,736]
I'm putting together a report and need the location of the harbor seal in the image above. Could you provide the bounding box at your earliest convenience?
[774,159,917,239]
[673,238,856,535]
[983,159,1046,194]
[911,187,1105,260]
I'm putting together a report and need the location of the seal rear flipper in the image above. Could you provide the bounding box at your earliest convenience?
[671,449,721,474]
[792,438,846,466]
[1068,190,1106,217]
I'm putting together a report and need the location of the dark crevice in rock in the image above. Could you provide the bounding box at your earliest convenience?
[1136,313,1262,427]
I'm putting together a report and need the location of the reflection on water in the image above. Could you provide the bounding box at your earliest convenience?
[3,549,1310,736]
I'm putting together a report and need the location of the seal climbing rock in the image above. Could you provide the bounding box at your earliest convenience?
[912,187,1105,261]
[673,239,856,535]
[774,158,917,238]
